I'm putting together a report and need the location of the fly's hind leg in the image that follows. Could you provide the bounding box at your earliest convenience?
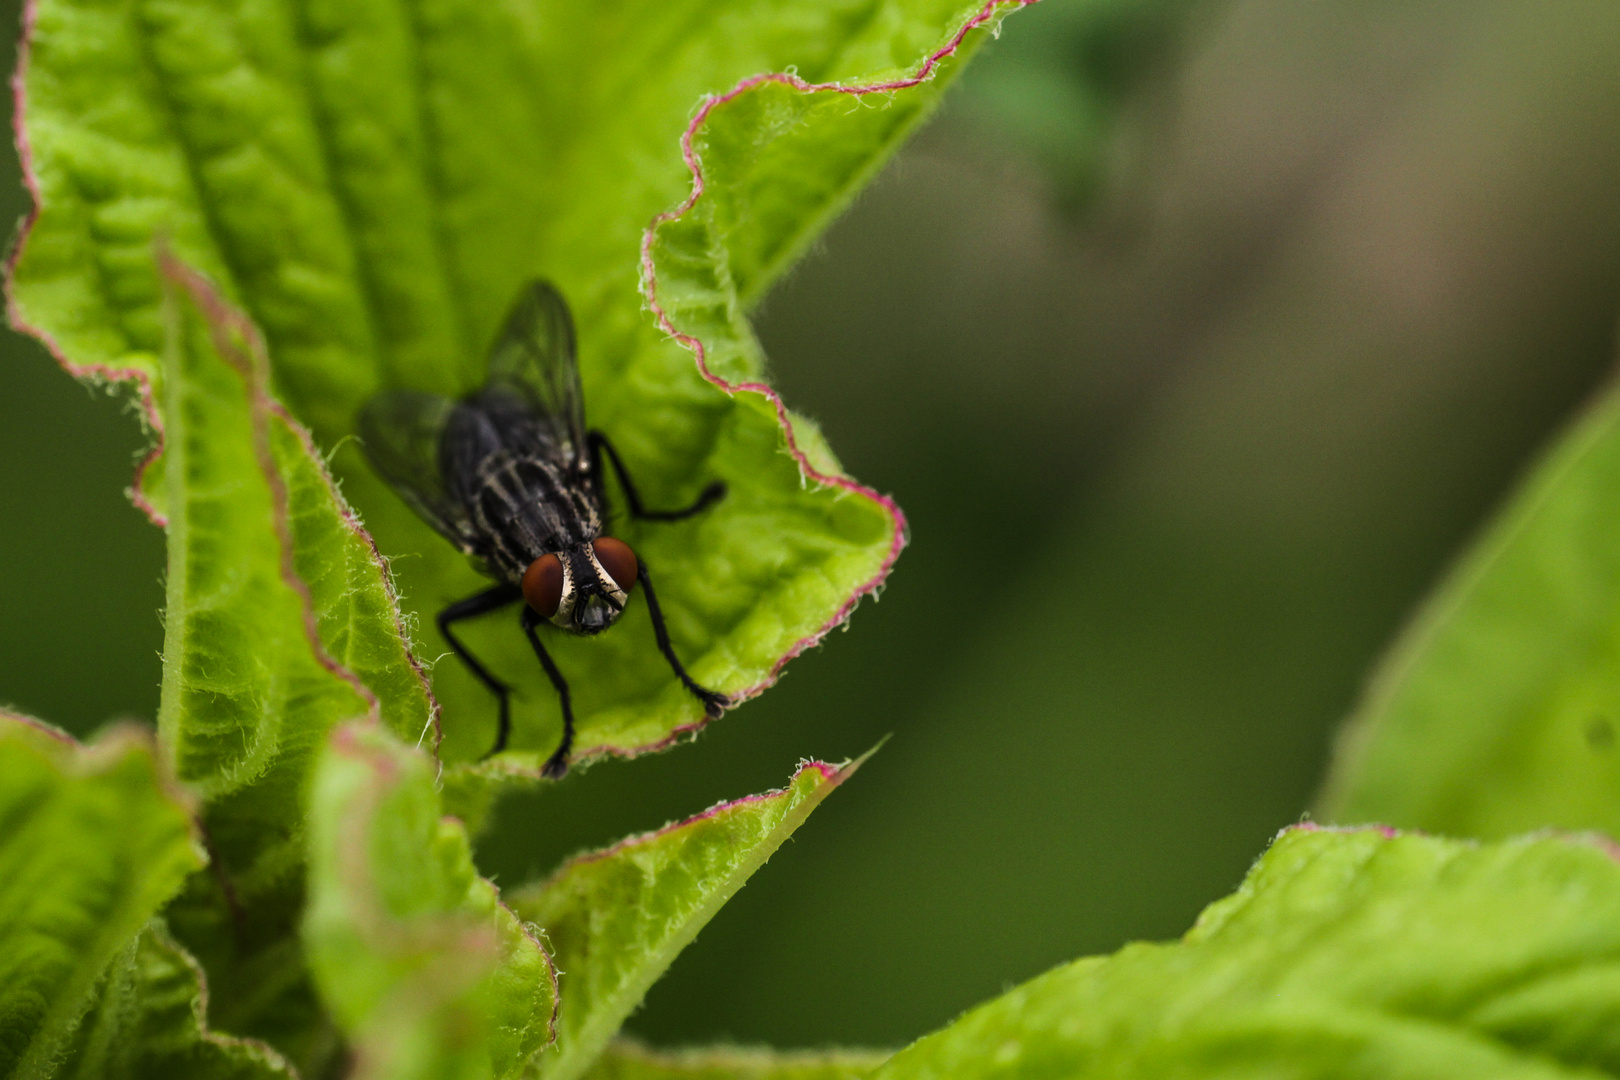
[588,430,726,521]
[586,431,728,717]
[637,562,728,719]
[438,583,523,758]
[520,607,576,779]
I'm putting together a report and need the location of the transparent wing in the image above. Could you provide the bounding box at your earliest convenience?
[357,390,478,550]
[485,280,586,460]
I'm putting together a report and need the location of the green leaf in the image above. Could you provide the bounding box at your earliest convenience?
[7,0,1035,771]
[0,713,201,1078]
[55,919,294,1080]
[875,826,1620,1080]
[580,1041,889,1080]
[509,755,866,1080]
[1320,393,1620,838]
[153,255,432,1071]
[156,252,431,796]
[303,720,556,1080]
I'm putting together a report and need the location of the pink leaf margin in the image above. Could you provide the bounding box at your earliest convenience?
[6,0,440,756]
[156,252,442,757]
[636,0,1037,712]
[558,759,844,872]
[0,703,77,746]
[5,0,167,527]
[146,918,302,1078]
[537,746,875,880]
[8,3,439,746]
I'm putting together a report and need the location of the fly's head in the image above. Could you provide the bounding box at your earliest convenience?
[522,537,639,635]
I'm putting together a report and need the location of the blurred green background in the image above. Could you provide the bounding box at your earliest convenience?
[7,0,1620,1053]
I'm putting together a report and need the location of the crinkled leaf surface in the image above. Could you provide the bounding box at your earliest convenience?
[55,919,293,1080]
[153,258,431,1072]
[876,826,1620,1080]
[510,756,864,1080]
[304,721,556,1080]
[0,714,200,1079]
[7,0,1035,771]
[580,1041,889,1080]
[156,254,429,815]
[1320,392,1620,838]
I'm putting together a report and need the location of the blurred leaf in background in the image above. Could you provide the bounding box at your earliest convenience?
[7,0,1620,1059]
[1320,356,1620,839]
[951,0,1209,210]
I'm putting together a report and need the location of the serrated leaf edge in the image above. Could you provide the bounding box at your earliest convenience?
[515,752,871,1080]
[5,0,169,526]
[635,0,1038,720]
[156,251,443,758]
[5,14,441,756]
[0,703,76,745]
[545,758,853,882]
[145,918,302,1078]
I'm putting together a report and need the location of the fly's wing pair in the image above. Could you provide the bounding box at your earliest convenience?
[358,281,587,552]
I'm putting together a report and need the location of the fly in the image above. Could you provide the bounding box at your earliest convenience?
[358,280,728,778]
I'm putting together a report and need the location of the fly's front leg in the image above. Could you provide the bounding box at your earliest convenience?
[588,430,726,521]
[520,606,576,779]
[637,562,728,719]
[438,583,523,758]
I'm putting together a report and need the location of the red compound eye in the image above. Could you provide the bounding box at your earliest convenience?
[592,537,638,592]
[522,553,565,617]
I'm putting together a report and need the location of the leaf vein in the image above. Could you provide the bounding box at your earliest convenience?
[396,0,477,361]
[283,0,390,386]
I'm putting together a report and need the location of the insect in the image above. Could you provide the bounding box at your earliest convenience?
[358,280,728,778]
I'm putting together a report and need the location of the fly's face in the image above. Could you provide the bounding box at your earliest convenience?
[521,537,640,635]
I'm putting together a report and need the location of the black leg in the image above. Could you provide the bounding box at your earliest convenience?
[638,562,728,719]
[438,583,522,758]
[521,607,575,779]
[589,430,726,521]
